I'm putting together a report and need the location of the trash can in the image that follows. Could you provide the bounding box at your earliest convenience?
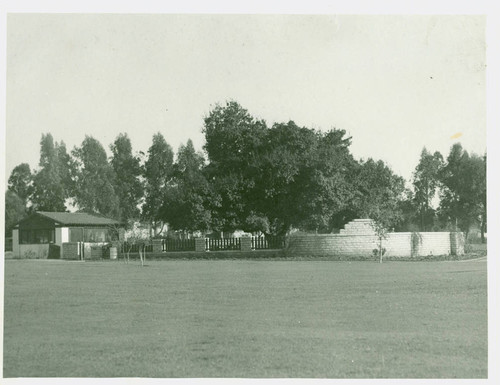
[109,247,117,260]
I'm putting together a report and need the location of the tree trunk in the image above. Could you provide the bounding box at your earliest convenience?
[481,212,486,244]
[125,242,131,264]
[139,244,144,267]
[379,237,383,264]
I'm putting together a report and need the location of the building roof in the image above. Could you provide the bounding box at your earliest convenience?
[35,211,122,226]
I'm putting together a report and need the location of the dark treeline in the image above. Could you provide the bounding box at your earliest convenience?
[5,101,486,241]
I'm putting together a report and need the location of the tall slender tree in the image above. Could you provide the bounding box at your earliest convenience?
[142,133,174,235]
[412,148,444,231]
[57,141,77,201]
[438,143,486,238]
[110,133,143,222]
[161,140,211,233]
[31,133,67,211]
[72,136,120,218]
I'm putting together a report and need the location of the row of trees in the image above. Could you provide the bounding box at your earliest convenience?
[401,146,486,241]
[5,101,486,241]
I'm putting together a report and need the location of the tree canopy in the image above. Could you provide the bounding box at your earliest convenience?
[412,148,444,231]
[202,101,397,235]
[438,143,486,238]
[5,101,486,242]
[5,190,27,236]
[110,133,143,222]
[160,140,212,233]
[31,134,68,211]
[142,133,174,235]
[8,163,33,205]
[72,136,120,218]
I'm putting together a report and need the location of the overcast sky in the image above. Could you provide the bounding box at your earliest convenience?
[5,14,486,185]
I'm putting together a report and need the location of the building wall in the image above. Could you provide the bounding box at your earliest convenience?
[61,242,109,260]
[17,244,50,259]
[61,227,69,243]
[55,227,69,246]
[13,228,52,259]
[12,229,19,257]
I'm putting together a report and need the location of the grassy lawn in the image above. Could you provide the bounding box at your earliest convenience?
[3,259,487,378]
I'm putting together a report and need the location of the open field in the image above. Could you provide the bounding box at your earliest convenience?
[3,259,487,378]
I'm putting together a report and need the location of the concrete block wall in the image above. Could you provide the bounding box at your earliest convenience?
[286,234,376,256]
[339,219,375,235]
[287,232,452,257]
[285,220,458,258]
[332,235,379,256]
[385,233,413,257]
[287,234,338,255]
[412,232,451,256]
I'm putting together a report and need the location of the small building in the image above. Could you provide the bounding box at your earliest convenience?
[12,211,123,259]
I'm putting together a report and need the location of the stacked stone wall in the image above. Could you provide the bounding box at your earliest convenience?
[385,233,413,257]
[339,219,376,235]
[413,232,451,256]
[286,220,457,258]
